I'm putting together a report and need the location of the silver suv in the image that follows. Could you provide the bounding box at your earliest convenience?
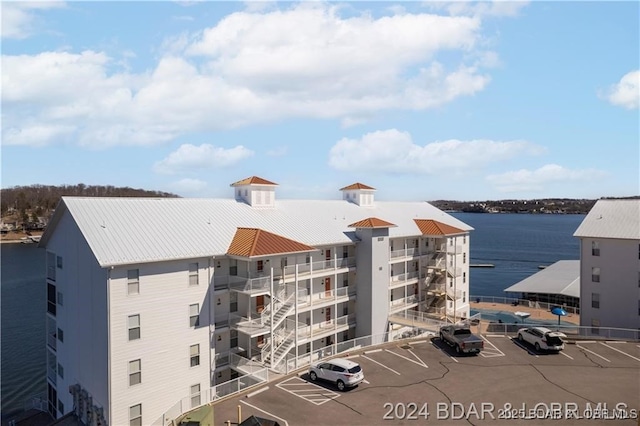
[308,358,364,391]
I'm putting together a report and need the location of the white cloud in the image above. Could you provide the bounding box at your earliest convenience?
[3,3,506,147]
[602,70,640,110]
[1,2,65,39]
[328,129,546,174]
[486,164,607,193]
[425,1,529,18]
[168,178,207,195]
[153,144,254,174]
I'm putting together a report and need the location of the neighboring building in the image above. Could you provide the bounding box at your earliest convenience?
[503,260,580,310]
[40,177,472,426]
[573,199,640,334]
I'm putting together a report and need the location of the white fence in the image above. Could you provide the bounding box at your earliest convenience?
[471,294,580,315]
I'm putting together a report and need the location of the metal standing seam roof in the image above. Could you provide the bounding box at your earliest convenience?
[413,219,465,236]
[227,228,316,258]
[503,260,580,298]
[40,197,473,268]
[347,217,396,228]
[574,199,640,240]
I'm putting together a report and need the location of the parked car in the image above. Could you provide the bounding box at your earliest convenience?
[308,358,364,391]
[517,327,565,352]
[439,325,484,354]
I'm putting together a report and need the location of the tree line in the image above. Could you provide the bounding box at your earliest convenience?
[1,184,179,221]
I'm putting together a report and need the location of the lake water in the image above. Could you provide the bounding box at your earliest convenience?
[0,212,584,420]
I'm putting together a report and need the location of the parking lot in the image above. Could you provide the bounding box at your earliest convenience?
[209,336,640,425]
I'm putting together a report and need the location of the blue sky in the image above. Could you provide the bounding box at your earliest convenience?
[2,1,638,201]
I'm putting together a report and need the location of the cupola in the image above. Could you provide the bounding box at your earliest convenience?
[231,176,278,207]
[339,182,375,207]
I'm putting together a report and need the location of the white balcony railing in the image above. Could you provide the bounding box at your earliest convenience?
[297,287,349,307]
[228,276,271,294]
[282,257,356,277]
[389,295,419,311]
[389,271,419,286]
[297,314,351,340]
[390,248,420,259]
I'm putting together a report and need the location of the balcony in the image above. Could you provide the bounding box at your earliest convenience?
[389,248,422,261]
[435,244,463,254]
[231,314,270,337]
[228,276,271,295]
[282,257,356,278]
[389,271,419,289]
[297,314,352,341]
[297,287,350,310]
[389,295,420,314]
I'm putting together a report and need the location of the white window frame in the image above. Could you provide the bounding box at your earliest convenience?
[128,315,141,340]
[189,304,200,327]
[190,344,200,367]
[591,293,600,309]
[190,384,201,408]
[591,267,600,283]
[129,359,141,386]
[129,404,142,426]
[189,263,199,286]
[591,241,600,256]
[127,269,140,295]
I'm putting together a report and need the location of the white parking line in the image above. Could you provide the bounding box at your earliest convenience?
[384,349,428,368]
[240,400,290,426]
[577,344,611,363]
[559,351,573,360]
[276,377,341,406]
[412,340,428,344]
[361,354,401,375]
[510,338,539,357]
[430,341,458,362]
[480,335,506,358]
[364,349,382,354]
[600,342,640,362]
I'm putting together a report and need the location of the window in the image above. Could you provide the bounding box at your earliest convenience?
[463,272,466,283]
[229,259,238,276]
[591,267,600,283]
[463,236,466,244]
[230,292,238,312]
[190,344,200,367]
[230,330,238,348]
[463,253,466,264]
[190,384,201,408]
[128,315,140,340]
[58,363,64,379]
[257,260,264,272]
[129,359,141,385]
[47,252,56,281]
[57,291,63,306]
[58,400,64,415]
[57,328,64,343]
[638,300,640,316]
[47,283,56,316]
[281,257,288,268]
[378,237,384,242]
[56,256,63,269]
[591,293,600,309]
[638,272,640,288]
[343,247,348,258]
[305,255,310,264]
[591,241,600,256]
[189,304,200,327]
[463,291,466,303]
[127,269,139,295]
[129,404,142,426]
[189,263,199,286]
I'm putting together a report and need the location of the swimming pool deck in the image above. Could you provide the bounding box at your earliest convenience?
[473,300,580,324]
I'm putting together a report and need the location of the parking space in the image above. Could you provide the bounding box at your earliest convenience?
[209,336,640,425]
[276,376,341,405]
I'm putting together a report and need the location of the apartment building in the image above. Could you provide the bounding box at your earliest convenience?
[41,176,472,426]
[574,199,640,333]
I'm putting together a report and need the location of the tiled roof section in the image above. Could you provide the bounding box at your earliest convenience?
[414,219,465,236]
[348,217,396,228]
[230,176,278,187]
[340,183,376,191]
[227,227,315,257]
